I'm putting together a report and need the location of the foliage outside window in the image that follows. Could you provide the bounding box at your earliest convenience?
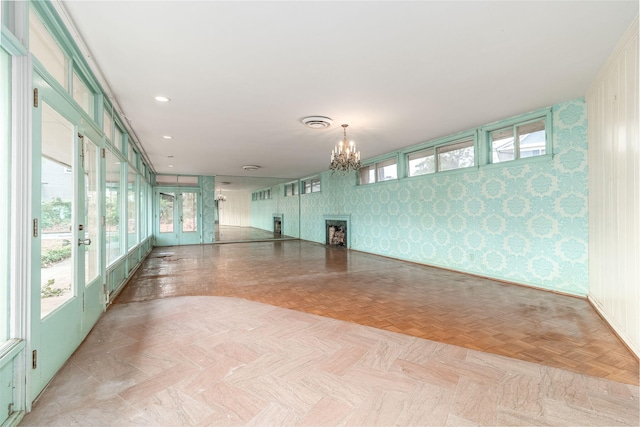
[359,157,398,185]
[302,177,321,194]
[489,118,546,163]
[408,148,435,177]
[127,168,137,250]
[105,149,121,265]
[437,137,475,172]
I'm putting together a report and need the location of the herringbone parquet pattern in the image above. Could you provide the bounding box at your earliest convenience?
[115,240,639,386]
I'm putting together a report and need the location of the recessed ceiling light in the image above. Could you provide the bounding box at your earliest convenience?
[163,135,172,139]
[242,165,260,171]
[154,96,171,102]
[168,164,174,168]
[221,181,232,185]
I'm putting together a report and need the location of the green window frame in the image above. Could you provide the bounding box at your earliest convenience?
[301,177,321,194]
[358,156,398,185]
[484,108,552,165]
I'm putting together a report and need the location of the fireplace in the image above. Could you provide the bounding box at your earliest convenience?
[324,214,351,248]
[273,216,282,235]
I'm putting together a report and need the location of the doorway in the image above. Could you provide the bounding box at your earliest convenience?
[31,72,104,401]
[155,188,202,246]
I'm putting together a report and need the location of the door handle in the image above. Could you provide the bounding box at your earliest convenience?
[78,238,92,246]
[180,216,183,222]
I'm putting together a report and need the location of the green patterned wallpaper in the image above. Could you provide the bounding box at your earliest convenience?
[201,176,216,243]
[251,188,300,238]
[254,99,588,295]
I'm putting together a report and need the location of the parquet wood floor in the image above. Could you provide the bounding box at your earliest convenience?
[115,240,639,386]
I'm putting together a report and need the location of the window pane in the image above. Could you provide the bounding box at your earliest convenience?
[103,109,112,140]
[518,119,546,158]
[105,149,121,265]
[114,127,123,153]
[0,49,10,341]
[29,9,68,89]
[491,127,514,163]
[178,176,198,186]
[304,180,311,193]
[159,192,175,233]
[359,165,375,185]
[127,169,137,249]
[377,159,397,182]
[437,138,475,171]
[156,175,178,185]
[40,103,74,318]
[84,138,99,285]
[128,142,137,168]
[73,72,93,117]
[311,179,320,193]
[139,181,146,241]
[408,148,435,177]
[181,193,198,232]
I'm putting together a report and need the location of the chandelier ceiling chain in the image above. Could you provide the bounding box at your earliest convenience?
[330,124,361,173]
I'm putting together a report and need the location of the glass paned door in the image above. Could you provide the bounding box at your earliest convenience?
[40,103,74,318]
[178,190,201,245]
[155,188,201,246]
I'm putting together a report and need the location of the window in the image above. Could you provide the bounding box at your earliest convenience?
[105,149,122,265]
[72,71,93,117]
[127,168,137,250]
[407,148,435,177]
[284,182,298,197]
[488,116,548,164]
[29,8,68,89]
[302,177,321,194]
[437,137,475,172]
[128,142,137,168]
[103,108,113,141]
[114,126,124,153]
[359,157,398,185]
[0,49,10,341]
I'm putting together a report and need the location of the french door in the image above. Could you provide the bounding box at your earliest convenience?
[155,188,202,246]
[30,71,103,401]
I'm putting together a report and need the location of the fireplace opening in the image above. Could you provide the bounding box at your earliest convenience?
[273,217,282,236]
[326,220,347,246]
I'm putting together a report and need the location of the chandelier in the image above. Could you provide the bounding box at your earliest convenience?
[330,124,361,173]
[215,192,226,202]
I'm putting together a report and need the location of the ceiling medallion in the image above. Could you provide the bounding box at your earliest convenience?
[330,124,361,173]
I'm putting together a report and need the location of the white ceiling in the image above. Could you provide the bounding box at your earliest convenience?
[60,1,637,190]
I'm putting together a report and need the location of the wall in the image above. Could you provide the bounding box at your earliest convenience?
[219,190,251,227]
[251,186,300,237]
[586,19,639,357]
[253,98,590,296]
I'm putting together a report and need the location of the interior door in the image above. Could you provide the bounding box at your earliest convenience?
[155,188,201,246]
[30,73,102,401]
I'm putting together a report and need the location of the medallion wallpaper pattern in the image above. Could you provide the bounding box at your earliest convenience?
[201,176,216,244]
[254,99,589,296]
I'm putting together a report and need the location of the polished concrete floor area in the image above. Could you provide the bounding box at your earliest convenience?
[21,240,639,426]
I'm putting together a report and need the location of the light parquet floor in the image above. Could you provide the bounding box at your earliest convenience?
[21,296,640,426]
[114,240,639,386]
